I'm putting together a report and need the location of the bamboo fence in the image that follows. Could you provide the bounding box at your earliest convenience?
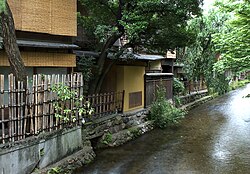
[0,74,124,145]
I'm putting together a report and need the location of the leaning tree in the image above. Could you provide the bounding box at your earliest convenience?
[78,0,203,94]
[0,0,26,82]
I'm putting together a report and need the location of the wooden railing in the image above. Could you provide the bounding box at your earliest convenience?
[0,74,124,144]
[85,91,124,119]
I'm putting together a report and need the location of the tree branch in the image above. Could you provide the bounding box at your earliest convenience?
[97,0,117,18]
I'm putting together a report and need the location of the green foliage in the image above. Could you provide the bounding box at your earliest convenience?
[51,83,94,123]
[128,127,140,138]
[39,148,45,157]
[174,96,182,107]
[173,78,185,95]
[150,86,185,129]
[47,167,62,174]
[0,0,5,43]
[101,132,113,145]
[182,9,230,94]
[0,0,6,13]
[76,56,95,93]
[78,0,203,53]
[213,0,250,73]
[208,74,229,95]
[230,79,250,90]
[94,25,119,43]
[78,0,203,93]
[247,74,250,81]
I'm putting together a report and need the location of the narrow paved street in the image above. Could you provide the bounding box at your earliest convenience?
[75,84,250,174]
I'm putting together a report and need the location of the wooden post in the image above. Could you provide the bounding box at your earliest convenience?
[48,75,53,131]
[106,92,110,114]
[121,90,125,113]
[37,74,43,132]
[99,93,103,117]
[92,94,96,118]
[43,75,48,131]
[8,74,14,142]
[30,77,35,135]
[72,74,77,125]
[78,73,83,123]
[188,80,191,94]
[56,74,60,129]
[0,75,5,144]
[23,77,29,138]
[50,74,56,131]
[17,81,21,140]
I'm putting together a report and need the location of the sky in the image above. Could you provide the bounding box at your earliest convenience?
[202,0,216,12]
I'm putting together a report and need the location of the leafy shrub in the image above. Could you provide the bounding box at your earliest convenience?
[150,85,185,128]
[51,83,94,123]
[101,132,113,145]
[173,78,185,95]
[47,167,62,174]
[174,95,182,107]
[77,56,95,93]
[230,79,250,90]
[209,74,229,95]
[247,74,250,81]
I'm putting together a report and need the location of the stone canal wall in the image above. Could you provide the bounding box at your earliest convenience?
[0,110,153,174]
[0,91,211,174]
[179,90,208,106]
[0,127,92,174]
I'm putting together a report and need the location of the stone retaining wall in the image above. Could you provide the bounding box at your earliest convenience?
[179,90,208,105]
[0,127,93,174]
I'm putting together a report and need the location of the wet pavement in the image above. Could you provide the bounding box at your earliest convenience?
[75,84,250,174]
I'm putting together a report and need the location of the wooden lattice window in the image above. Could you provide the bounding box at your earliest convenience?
[129,91,142,108]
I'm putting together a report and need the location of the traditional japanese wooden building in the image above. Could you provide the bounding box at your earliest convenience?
[0,0,78,76]
[99,53,174,112]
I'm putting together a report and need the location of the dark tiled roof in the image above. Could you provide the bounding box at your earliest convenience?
[73,50,99,58]
[133,54,166,61]
[145,73,174,76]
[0,38,79,49]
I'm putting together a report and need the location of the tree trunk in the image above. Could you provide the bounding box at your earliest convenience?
[88,33,123,94]
[88,0,125,94]
[0,2,26,82]
[95,60,116,94]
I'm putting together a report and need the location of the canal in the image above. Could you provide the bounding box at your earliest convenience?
[75,84,250,174]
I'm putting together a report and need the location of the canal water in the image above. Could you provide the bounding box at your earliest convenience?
[75,84,250,174]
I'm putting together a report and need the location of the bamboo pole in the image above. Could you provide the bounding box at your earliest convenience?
[33,75,36,134]
[23,77,29,138]
[0,75,5,143]
[43,75,48,131]
[8,74,13,142]
[17,81,21,140]
[49,75,54,131]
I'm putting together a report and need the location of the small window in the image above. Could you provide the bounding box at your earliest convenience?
[129,91,142,108]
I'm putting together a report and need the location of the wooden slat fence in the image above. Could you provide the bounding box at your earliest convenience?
[145,78,173,107]
[85,91,124,118]
[0,74,124,144]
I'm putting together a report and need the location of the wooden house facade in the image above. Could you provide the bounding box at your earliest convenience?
[0,0,78,76]
[145,53,175,107]
[100,54,174,112]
